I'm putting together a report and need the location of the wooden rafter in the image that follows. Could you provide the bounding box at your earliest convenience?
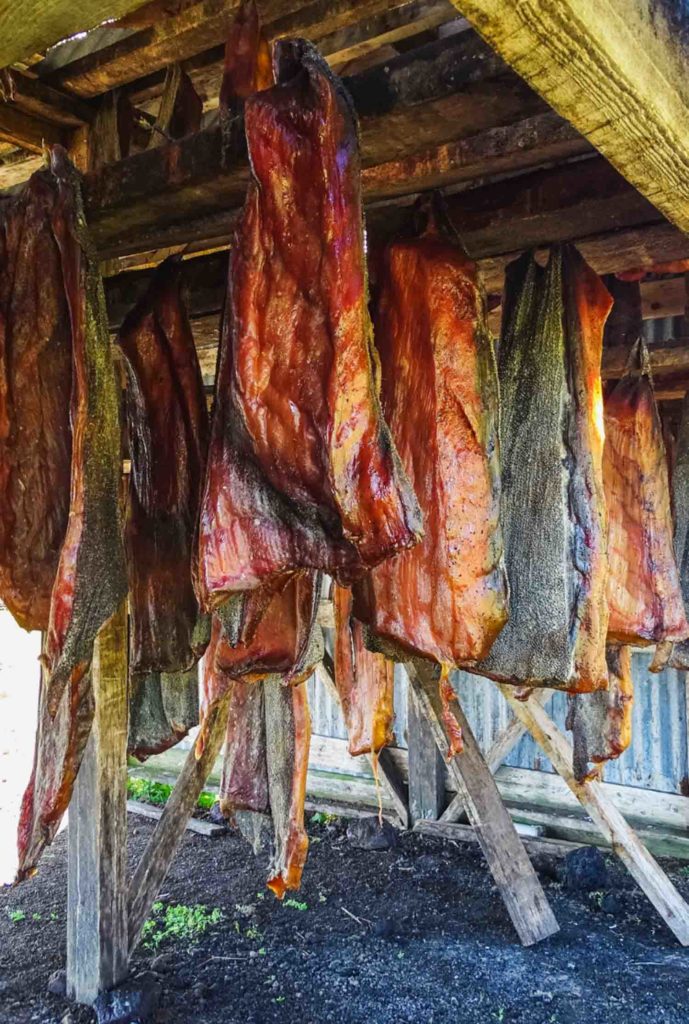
[451,0,689,232]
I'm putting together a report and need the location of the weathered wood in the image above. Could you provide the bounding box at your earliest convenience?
[126,799,226,837]
[127,693,231,953]
[0,104,67,152]
[440,688,553,824]
[322,0,459,67]
[0,0,152,69]
[499,684,689,946]
[415,819,584,859]
[67,600,128,1005]
[602,341,689,381]
[451,0,689,231]
[318,655,410,829]
[408,662,559,946]
[407,683,445,824]
[0,70,94,127]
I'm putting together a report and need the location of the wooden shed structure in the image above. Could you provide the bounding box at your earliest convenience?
[4,0,689,1013]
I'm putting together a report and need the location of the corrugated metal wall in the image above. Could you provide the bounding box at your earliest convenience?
[307,652,689,796]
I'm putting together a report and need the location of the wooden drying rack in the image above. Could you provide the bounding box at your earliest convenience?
[7,0,688,1006]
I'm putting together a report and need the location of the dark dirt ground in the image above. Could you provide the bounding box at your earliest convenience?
[2,812,689,1024]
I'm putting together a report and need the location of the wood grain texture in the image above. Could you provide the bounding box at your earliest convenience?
[127,691,231,952]
[499,684,689,946]
[0,0,151,69]
[408,661,560,946]
[451,0,689,230]
[66,600,128,1005]
[407,684,445,824]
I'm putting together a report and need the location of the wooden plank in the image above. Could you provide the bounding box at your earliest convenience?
[407,662,559,945]
[407,683,445,823]
[415,818,584,858]
[322,0,459,66]
[451,0,689,231]
[0,104,67,152]
[440,688,553,824]
[66,600,128,1005]
[499,684,689,946]
[0,0,152,69]
[0,70,94,126]
[317,656,410,829]
[127,693,231,952]
[126,799,226,837]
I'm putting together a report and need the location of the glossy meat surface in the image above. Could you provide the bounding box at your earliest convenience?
[353,211,507,668]
[478,245,611,692]
[333,584,394,757]
[0,170,72,630]
[604,350,689,646]
[119,257,209,675]
[197,39,421,607]
[567,646,633,782]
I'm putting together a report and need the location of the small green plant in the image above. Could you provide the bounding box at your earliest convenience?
[283,899,308,911]
[310,811,338,825]
[196,791,217,811]
[245,924,263,941]
[680,865,689,877]
[6,909,25,923]
[258,947,267,956]
[32,913,42,921]
[274,996,286,1004]
[589,890,605,909]
[141,903,223,950]
[127,776,217,812]
[493,1010,505,1023]
[50,912,58,922]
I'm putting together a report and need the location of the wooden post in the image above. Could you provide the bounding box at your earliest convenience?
[67,600,129,1005]
[499,684,689,946]
[407,681,445,824]
[408,662,560,946]
[127,693,231,953]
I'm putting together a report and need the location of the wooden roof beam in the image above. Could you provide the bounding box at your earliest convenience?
[0,105,69,152]
[0,0,152,70]
[451,0,689,232]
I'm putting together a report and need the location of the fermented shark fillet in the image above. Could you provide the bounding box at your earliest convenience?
[334,584,394,757]
[17,668,93,881]
[605,343,689,646]
[118,256,210,675]
[196,575,322,756]
[218,0,272,158]
[265,677,311,898]
[567,646,633,782]
[219,679,268,817]
[42,147,127,707]
[128,668,199,761]
[477,246,611,692]
[0,162,73,630]
[668,393,689,669]
[352,203,507,670]
[196,39,421,608]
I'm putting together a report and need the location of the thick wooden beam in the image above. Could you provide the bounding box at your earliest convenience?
[407,662,559,946]
[0,0,152,70]
[322,1,459,67]
[451,0,689,231]
[407,683,445,823]
[66,600,129,1005]
[127,693,231,953]
[0,105,68,153]
[499,684,689,946]
[0,70,94,127]
[602,341,689,381]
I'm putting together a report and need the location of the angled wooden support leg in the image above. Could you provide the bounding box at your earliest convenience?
[318,656,410,829]
[127,693,231,953]
[407,662,559,946]
[440,688,553,824]
[499,684,689,946]
[67,600,129,1005]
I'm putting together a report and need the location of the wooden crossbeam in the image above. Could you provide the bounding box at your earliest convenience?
[317,654,410,829]
[127,693,231,953]
[452,0,689,232]
[0,70,94,127]
[407,661,559,946]
[66,601,129,1005]
[0,105,68,153]
[440,688,552,824]
[499,684,689,946]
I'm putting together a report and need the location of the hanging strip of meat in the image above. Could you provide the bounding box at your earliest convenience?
[353,201,507,672]
[219,680,267,818]
[42,147,127,709]
[0,162,72,630]
[567,646,634,782]
[334,583,394,757]
[118,256,210,676]
[17,148,126,880]
[477,245,611,692]
[604,342,689,646]
[668,393,689,669]
[196,38,421,609]
[264,677,311,899]
[128,669,199,761]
